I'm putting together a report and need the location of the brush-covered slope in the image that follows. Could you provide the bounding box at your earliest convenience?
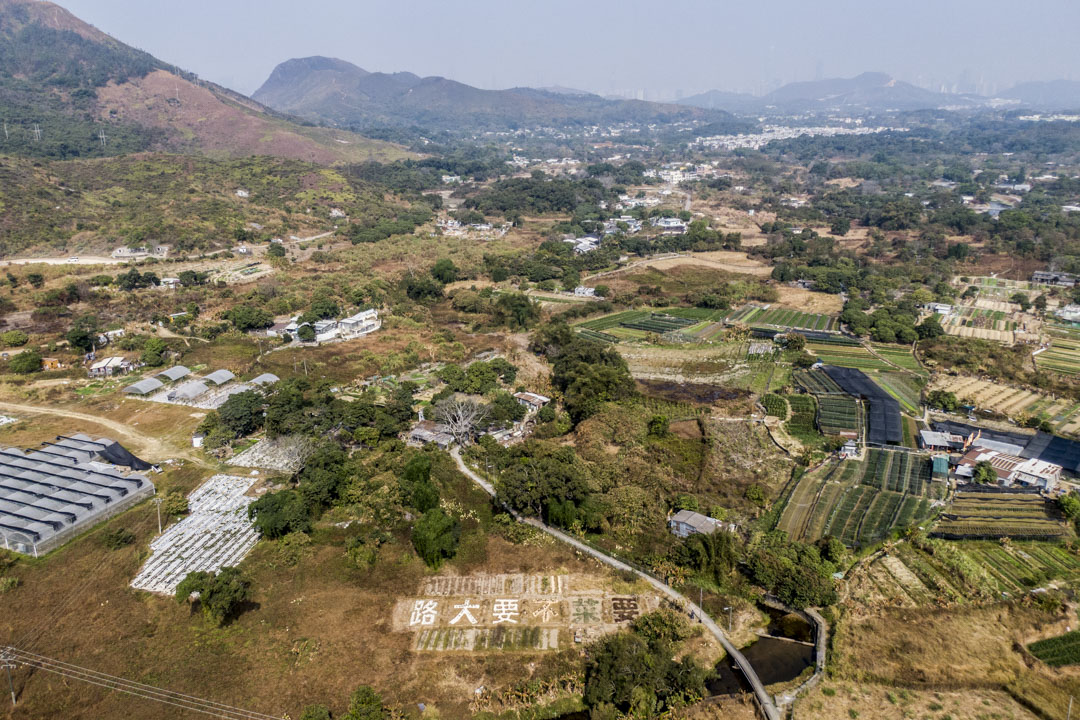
[0,0,407,162]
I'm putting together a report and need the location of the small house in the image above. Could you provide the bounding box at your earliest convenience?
[514,392,551,411]
[407,420,454,450]
[41,357,62,371]
[88,356,132,377]
[668,510,722,538]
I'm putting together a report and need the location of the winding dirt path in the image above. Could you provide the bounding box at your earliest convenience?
[0,401,208,466]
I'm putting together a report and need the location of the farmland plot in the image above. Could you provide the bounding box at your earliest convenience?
[933,492,1065,540]
[929,376,1080,436]
[776,449,940,546]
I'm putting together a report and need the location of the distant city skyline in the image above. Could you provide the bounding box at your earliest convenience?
[54,0,1080,101]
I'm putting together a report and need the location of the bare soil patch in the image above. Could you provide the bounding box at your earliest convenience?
[773,286,844,314]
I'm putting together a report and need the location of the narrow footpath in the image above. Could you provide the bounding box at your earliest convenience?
[451,447,783,720]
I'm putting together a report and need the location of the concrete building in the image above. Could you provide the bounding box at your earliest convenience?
[88,356,134,377]
[668,510,730,538]
[514,392,551,411]
[956,448,1061,490]
[1032,271,1077,288]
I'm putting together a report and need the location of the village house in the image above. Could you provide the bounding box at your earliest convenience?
[41,357,62,371]
[955,448,1061,491]
[1032,271,1077,288]
[513,392,551,411]
[651,217,687,235]
[668,510,733,538]
[88,356,135,377]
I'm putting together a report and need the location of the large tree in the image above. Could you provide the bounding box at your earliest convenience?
[434,395,488,445]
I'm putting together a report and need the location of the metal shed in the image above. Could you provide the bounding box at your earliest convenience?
[203,369,235,386]
[249,373,279,386]
[156,366,191,382]
[123,378,164,395]
[168,381,209,402]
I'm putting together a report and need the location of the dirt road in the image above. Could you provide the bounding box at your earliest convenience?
[0,401,207,466]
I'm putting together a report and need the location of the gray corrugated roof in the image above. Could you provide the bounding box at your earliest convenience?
[249,373,279,386]
[123,378,164,395]
[157,366,191,382]
[203,369,235,385]
[170,381,209,400]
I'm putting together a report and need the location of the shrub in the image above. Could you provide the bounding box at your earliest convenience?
[411,508,460,568]
[8,350,42,374]
[175,567,252,625]
[100,527,135,549]
[1,330,28,347]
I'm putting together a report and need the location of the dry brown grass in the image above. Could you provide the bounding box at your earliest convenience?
[774,286,844,314]
[797,682,1039,720]
[0,486,619,720]
[830,601,1080,719]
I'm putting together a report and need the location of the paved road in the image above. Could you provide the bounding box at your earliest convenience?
[450,447,782,720]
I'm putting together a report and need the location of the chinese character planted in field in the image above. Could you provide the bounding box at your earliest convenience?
[409,600,438,626]
[571,597,600,624]
[492,598,519,624]
[531,599,560,623]
[611,597,639,623]
[450,599,480,625]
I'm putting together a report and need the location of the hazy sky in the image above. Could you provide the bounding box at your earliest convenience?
[56,0,1080,100]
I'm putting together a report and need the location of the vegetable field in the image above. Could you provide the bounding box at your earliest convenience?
[806,344,894,371]
[776,449,941,546]
[1037,328,1080,376]
[1028,632,1080,667]
[762,394,788,418]
[932,492,1065,540]
[816,395,859,435]
[727,305,838,332]
[850,539,1080,607]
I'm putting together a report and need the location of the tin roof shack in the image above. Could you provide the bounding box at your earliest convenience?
[0,434,155,556]
[407,420,455,450]
[920,430,965,452]
[956,448,1061,491]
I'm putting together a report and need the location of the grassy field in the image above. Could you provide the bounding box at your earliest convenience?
[0,449,624,720]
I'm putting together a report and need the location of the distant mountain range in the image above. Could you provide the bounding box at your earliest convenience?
[0,0,405,162]
[1001,80,1080,110]
[252,56,735,132]
[678,72,990,113]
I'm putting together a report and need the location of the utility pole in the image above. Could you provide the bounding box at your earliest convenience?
[723,606,733,632]
[153,496,163,534]
[1,649,15,707]
[98,128,106,149]
[1068,696,1073,720]
[32,124,41,142]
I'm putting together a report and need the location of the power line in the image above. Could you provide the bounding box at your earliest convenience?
[5,647,281,720]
